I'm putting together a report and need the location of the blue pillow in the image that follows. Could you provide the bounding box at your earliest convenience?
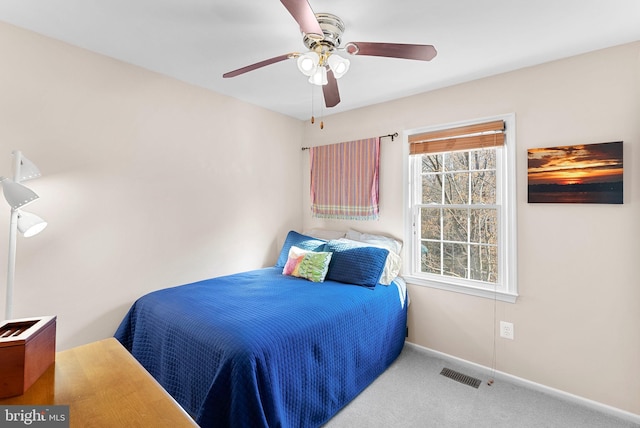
[275,231,327,268]
[324,240,389,289]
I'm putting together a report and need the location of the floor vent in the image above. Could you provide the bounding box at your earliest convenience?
[440,368,482,388]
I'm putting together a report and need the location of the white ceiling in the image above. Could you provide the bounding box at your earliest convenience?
[1,0,639,120]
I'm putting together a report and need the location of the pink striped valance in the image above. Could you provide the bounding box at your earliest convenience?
[309,137,380,220]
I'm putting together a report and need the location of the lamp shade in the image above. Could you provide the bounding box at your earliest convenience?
[17,211,47,237]
[308,67,328,86]
[0,178,40,209]
[327,54,350,78]
[297,52,320,77]
[15,153,42,182]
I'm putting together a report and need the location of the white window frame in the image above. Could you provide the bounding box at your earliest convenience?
[403,114,518,303]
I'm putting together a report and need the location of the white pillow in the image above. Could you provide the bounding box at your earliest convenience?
[335,238,401,285]
[344,229,363,242]
[345,229,403,255]
[303,228,346,240]
[379,251,402,285]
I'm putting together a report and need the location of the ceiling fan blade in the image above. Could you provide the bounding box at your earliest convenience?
[223,53,295,78]
[323,69,340,108]
[280,0,323,39]
[345,42,437,61]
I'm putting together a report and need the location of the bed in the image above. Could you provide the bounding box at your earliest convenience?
[114,231,407,428]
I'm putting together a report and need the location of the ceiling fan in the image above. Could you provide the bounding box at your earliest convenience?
[222,0,437,109]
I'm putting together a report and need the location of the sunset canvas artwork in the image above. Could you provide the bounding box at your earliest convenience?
[527,141,623,204]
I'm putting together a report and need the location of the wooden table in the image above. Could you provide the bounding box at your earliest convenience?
[0,338,199,427]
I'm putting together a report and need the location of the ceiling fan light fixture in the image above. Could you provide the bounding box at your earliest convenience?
[308,66,328,86]
[297,52,320,76]
[327,54,350,78]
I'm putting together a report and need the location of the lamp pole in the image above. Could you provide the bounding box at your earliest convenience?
[5,151,22,320]
[5,208,18,320]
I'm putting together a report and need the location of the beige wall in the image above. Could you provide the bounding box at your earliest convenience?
[301,42,640,414]
[0,22,304,350]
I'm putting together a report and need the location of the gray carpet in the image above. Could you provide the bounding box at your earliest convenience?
[323,344,639,428]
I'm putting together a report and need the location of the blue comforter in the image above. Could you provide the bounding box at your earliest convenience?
[115,267,407,428]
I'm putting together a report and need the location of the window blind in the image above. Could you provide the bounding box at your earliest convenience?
[409,119,505,155]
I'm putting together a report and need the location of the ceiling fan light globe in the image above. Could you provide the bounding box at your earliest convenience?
[308,67,328,86]
[299,57,315,72]
[328,54,350,78]
[297,52,320,76]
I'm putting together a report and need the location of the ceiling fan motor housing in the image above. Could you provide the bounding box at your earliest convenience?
[302,13,345,52]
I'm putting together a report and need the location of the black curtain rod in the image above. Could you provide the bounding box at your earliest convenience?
[301,132,399,151]
[381,132,399,141]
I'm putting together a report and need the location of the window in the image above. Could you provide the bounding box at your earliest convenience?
[404,115,517,302]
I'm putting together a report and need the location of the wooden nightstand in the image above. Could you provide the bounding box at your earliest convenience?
[0,338,198,427]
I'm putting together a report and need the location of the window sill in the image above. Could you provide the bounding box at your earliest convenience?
[404,274,518,303]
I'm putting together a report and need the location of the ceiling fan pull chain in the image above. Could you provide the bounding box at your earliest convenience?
[320,92,324,129]
[310,83,315,124]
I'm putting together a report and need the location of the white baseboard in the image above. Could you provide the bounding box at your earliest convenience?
[405,342,640,426]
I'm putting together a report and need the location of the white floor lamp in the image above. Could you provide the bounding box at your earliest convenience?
[0,151,47,320]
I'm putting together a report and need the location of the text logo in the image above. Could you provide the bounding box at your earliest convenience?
[1,406,69,427]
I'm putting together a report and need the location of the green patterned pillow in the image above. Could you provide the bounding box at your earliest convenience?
[282,246,332,282]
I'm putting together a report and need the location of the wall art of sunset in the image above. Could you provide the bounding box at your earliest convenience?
[527,141,623,204]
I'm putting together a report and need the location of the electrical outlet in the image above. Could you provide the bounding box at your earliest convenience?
[500,321,514,340]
